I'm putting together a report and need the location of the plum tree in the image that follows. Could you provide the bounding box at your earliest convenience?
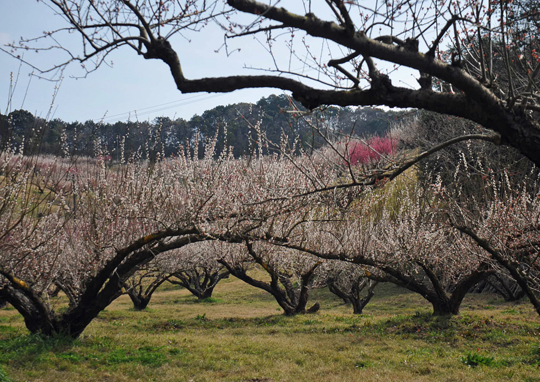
[218,241,322,316]
[161,241,231,300]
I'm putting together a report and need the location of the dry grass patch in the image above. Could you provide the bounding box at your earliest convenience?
[1,277,539,381]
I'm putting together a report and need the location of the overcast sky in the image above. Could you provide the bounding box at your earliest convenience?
[0,0,280,123]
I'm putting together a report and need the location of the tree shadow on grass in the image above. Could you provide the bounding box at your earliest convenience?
[0,333,75,364]
[149,314,292,332]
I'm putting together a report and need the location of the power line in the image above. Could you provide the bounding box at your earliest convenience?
[99,93,227,123]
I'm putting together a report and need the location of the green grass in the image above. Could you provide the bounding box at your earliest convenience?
[461,352,495,367]
[0,366,11,382]
[0,279,539,381]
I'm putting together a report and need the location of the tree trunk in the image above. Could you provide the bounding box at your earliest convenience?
[457,226,540,316]
[486,274,525,302]
[197,287,215,300]
[219,259,308,316]
[293,280,311,314]
[278,299,298,316]
[429,287,478,316]
[128,293,151,311]
[351,286,376,315]
[0,286,61,336]
[169,269,228,300]
[0,233,202,338]
[430,299,458,316]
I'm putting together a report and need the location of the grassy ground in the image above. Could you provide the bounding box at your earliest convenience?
[0,278,539,382]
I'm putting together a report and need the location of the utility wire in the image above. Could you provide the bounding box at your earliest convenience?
[99,93,227,123]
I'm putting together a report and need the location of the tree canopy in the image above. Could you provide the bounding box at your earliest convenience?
[0,95,404,158]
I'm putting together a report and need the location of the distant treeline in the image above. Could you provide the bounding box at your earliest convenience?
[0,94,408,159]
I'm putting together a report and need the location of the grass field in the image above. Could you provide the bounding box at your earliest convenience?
[1,276,539,381]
